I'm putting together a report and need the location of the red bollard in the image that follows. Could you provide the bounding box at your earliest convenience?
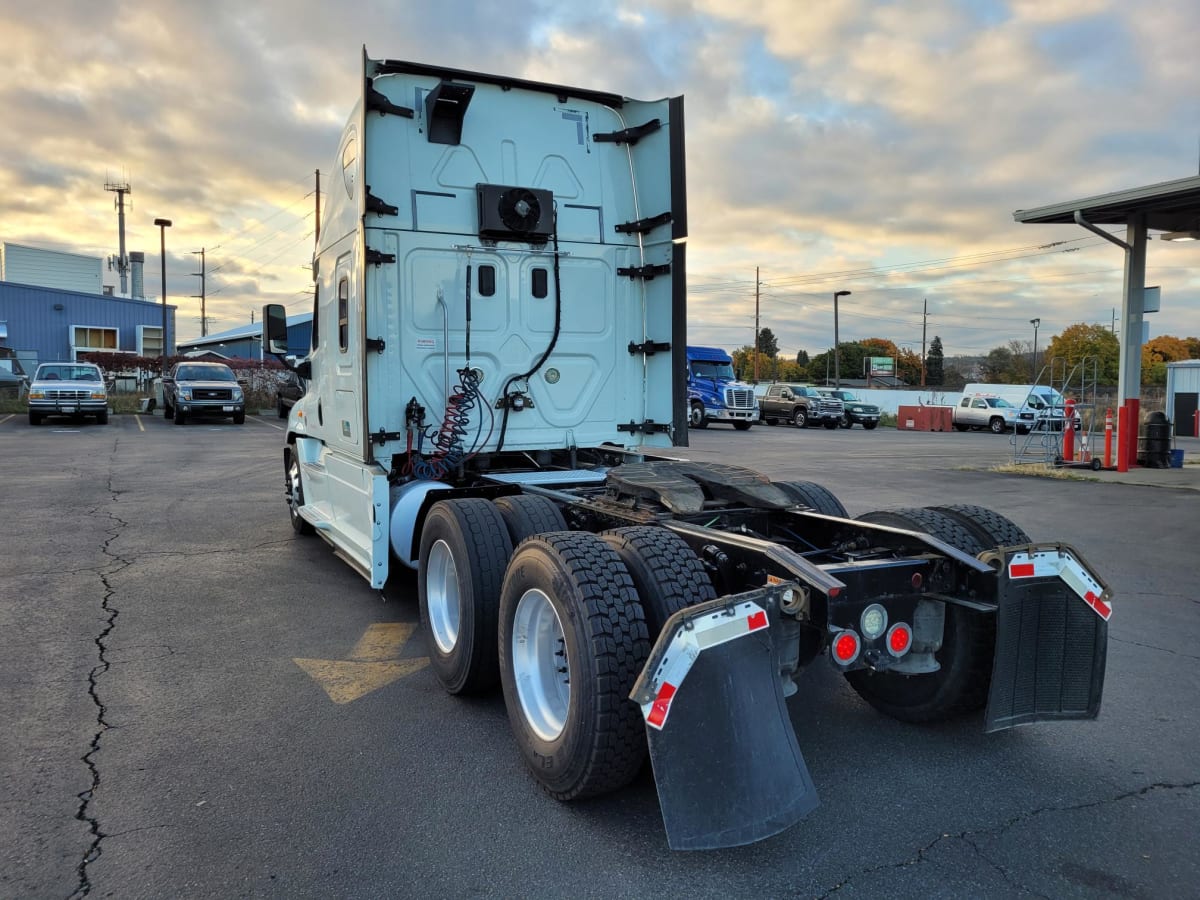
[1104,408,1113,468]
[1063,398,1076,461]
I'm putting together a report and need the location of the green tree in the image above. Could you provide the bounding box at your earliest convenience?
[795,349,809,366]
[756,327,779,358]
[925,336,944,386]
[1142,334,1192,386]
[980,345,1023,383]
[1043,323,1120,384]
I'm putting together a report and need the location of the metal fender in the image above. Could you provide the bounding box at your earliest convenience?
[630,586,818,850]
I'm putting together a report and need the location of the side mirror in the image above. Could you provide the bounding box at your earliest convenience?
[296,359,312,379]
[263,304,289,355]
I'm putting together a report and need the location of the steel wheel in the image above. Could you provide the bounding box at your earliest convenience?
[792,408,807,427]
[689,401,707,428]
[286,453,314,535]
[511,587,570,741]
[425,539,463,655]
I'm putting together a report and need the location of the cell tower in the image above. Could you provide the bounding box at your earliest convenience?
[105,177,132,294]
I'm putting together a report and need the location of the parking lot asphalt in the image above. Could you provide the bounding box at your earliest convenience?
[1,412,1197,898]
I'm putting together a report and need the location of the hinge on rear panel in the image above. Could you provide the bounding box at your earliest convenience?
[366,187,399,217]
[365,337,386,354]
[370,428,405,445]
[618,420,671,435]
[365,80,414,118]
[366,248,396,266]
[617,263,671,280]
[594,119,661,146]
[628,340,671,356]
[615,211,672,235]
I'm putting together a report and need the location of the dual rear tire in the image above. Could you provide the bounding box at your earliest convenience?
[418,498,714,800]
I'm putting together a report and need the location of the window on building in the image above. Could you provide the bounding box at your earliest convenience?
[137,326,163,357]
[72,326,118,354]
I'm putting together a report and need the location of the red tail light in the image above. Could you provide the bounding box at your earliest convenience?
[832,630,861,665]
[887,623,912,657]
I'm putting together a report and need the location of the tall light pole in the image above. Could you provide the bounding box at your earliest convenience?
[833,290,851,387]
[154,218,172,360]
[1030,317,1041,380]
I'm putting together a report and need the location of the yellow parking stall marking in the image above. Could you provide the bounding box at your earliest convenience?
[249,415,285,430]
[134,414,145,431]
[294,622,429,704]
[0,414,13,425]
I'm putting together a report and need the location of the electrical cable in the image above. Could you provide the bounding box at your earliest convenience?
[495,213,562,453]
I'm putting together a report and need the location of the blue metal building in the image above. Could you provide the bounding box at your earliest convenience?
[176,313,313,360]
[0,280,175,367]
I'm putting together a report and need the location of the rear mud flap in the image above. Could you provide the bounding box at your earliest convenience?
[983,545,1111,733]
[630,591,818,850]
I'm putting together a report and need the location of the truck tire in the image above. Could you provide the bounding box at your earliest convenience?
[774,480,848,518]
[277,398,287,419]
[689,401,708,429]
[28,411,42,426]
[163,397,174,418]
[840,413,852,429]
[600,527,717,639]
[96,410,109,425]
[764,417,777,426]
[174,405,186,425]
[954,423,969,432]
[847,507,994,723]
[499,532,649,800]
[733,421,752,431]
[863,421,878,430]
[928,504,1032,548]
[823,419,839,430]
[233,410,246,425]
[494,494,567,546]
[419,499,514,695]
[791,407,807,428]
[988,417,1006,434]
[285,451,315,535]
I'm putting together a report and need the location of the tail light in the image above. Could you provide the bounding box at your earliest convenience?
[886,623,912,658]
[831,630,861,665]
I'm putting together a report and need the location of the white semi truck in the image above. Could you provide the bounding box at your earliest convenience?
[263,52,1113,850]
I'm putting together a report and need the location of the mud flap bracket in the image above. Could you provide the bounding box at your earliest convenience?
[982,544,1111,733]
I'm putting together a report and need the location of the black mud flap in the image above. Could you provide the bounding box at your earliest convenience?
[983,544,1111,733]
[630,590,818,850]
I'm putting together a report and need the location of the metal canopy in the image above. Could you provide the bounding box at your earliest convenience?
[1014,174,1200,231]
[1014,173,1200,471]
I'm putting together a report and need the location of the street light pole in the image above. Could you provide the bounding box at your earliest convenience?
[1030,317,1041,381]
[154,218,173,361]
[833,290,851,388]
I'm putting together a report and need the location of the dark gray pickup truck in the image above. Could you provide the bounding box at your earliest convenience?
[759,383,844,429]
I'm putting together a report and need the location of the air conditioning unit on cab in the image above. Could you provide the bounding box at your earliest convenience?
[476,184,554,242]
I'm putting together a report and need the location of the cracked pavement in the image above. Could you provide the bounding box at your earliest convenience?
[0,418,1197,898]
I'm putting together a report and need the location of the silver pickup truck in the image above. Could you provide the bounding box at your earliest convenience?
[953,394,1035,434]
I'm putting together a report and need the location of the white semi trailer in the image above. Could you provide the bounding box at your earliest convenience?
[263,52,1113,850]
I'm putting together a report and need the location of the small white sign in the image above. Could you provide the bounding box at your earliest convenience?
[416,337,437,351]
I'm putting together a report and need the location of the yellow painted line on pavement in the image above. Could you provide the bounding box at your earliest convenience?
[294,622,429,704]
[0,414,13,425]
[134,414,145,431]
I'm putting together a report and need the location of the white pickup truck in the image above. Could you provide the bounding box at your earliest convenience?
[952,393,1035,434]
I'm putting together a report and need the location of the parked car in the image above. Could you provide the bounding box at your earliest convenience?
[0,354,29,397]
[275,369,306,418]
[162,361,246,425]
[27,361,109,425]
[758,383,844,429]
[952,394,1034,434]
[821,389,881,429]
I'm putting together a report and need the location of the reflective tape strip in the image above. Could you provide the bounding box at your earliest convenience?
[640,600,769,731]
[1007,550,1111,621]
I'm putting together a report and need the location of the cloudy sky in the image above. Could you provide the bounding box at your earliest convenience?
[2,0,1199,359]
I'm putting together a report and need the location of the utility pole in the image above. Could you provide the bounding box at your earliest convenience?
[753,266,760,382]
[920,297,928,387]
[192,248,207,336]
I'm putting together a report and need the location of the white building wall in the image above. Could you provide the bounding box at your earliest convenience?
[1,243,103,295]
[1165,360,1200,422]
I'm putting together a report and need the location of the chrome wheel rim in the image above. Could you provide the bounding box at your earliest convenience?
[426,539,461,654]
[287,459,303,517]
[689,404,703,426]
[512,588,570,742]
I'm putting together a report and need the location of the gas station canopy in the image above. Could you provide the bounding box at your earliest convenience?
[1014,174,1200,233]
[1014,173,1200,470]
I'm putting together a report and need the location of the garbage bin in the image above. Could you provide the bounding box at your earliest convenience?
[1137,411,1171,468]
